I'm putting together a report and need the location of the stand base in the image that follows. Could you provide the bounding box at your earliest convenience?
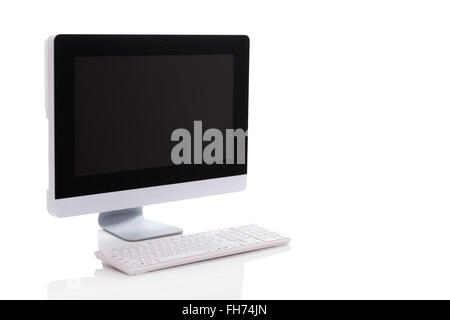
[98,207,182,241]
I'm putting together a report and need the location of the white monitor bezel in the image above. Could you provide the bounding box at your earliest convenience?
[46,35,246,218]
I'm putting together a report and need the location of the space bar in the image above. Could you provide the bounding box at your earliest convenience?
[157,250,210,263]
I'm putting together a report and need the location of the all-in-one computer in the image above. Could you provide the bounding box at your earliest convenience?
[46,35,289,274]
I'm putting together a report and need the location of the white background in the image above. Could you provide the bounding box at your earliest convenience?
[1,0,450,299]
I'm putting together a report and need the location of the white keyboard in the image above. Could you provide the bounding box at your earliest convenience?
[95,225,290,275]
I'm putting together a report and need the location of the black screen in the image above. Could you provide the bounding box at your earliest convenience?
[74,55,234,176]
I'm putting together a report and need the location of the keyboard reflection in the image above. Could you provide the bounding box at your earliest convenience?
[47,230,290,299]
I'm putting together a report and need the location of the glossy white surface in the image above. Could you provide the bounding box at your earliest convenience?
[2,0,450,299]
[49,231,291,299]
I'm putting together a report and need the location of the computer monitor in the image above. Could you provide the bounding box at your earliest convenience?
[46,35,249,241]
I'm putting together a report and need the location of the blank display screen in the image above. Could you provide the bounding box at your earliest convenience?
[74,55,234,176]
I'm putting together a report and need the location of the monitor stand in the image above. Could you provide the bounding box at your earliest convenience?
[98,207,182,241]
